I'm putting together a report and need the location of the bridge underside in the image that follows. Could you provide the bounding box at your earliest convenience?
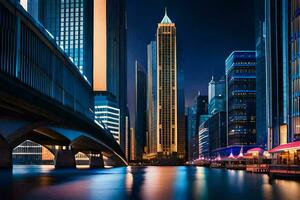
[0,73,127,168]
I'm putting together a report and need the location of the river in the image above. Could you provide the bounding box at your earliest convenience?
[0,165,299,200]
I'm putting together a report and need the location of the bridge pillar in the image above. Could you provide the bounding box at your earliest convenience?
[0,136,12,169]
[89,153,104,168]
[54,147,76,168]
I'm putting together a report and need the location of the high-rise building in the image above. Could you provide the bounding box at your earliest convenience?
[135,60,147,161]
[177,68,186,160]
[156,9,178,158]
[93,0,128,154]
[186,107,197,161]
[226,51,256,146]
[198,119,209,158]
[208,112,227,154]
[94,91,120,143]
[255,0,291,149]
[130,128,135,161]
[208,76,225,115]
[33,0,93,83]
[186,93,208,161]
[255,0,268,149]
[146,41,157,156]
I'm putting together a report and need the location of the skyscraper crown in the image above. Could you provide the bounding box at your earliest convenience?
[160,7,173,24]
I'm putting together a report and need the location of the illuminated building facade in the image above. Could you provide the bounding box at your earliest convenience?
[93,0,128,154]
[291,0,300,141]
[20,0,93,83]
[208,76,225,115]
[94,91,120,143]
[156,9,178,158]
[255,0,291,149]
[226,51,256,146]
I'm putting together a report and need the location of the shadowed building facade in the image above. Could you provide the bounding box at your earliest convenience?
[146,41,157,157]
[135,61,147,161]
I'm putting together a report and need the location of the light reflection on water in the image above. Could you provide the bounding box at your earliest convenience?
[0,165,299,200]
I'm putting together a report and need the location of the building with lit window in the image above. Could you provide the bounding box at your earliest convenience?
[198,120,209,158]
[93,0,128,154]
[208,76,225,115]
[94,92,120,143]
[156,9,178,159]
[20,0,93,83]
[255,0,291,149]
[226,51,256,146]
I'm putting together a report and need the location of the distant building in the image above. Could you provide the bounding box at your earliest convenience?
[146,41,157,157]
[156,9,178,159]
[187,107,197,161]
[225,51,256,146]
[208,112,227,153]
[130,128,135,161]
[208,76,225,115]
[177,68,186,160]
[13,140,53,164]
[198,120,209,158]
[135,60,147,161]
[94,92,120,143]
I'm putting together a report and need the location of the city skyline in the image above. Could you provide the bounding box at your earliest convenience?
[1,0,300,199]
[127,0,255,109]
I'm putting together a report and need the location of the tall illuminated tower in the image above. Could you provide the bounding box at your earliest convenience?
[156,9,177,157]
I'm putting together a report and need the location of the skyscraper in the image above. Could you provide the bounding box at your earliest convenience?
[186,106,197,161]
[38,0,93,83]
[255,0,291,149]
[186,93,208,161]
[146,41,157,156]
[93,0,128,154]
[156,9,178,158]
[177,68,186,160]
[226,51,256,146]
[208,76,225,115]
[135,60,147,161]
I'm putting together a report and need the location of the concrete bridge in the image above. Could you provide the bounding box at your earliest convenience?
[0,0,127,168]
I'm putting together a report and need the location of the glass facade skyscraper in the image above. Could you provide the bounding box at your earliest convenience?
[208,76,225,115]
[94,92,120,143]
[146,41,157,156]
[25,0,93,83]
[226,51,256,146]
[291,0,300,141]
[255,0,291,149]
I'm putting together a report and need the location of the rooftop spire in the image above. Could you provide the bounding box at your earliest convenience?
[161,7,173,24]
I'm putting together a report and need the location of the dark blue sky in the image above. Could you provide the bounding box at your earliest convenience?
[127,0,255,118]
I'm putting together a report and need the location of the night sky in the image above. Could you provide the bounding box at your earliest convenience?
[127,0,255,123]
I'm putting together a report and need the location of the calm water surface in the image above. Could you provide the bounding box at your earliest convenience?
[0,165,300,200]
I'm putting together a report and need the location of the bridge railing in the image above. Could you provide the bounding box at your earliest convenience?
[0,0,94,121]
